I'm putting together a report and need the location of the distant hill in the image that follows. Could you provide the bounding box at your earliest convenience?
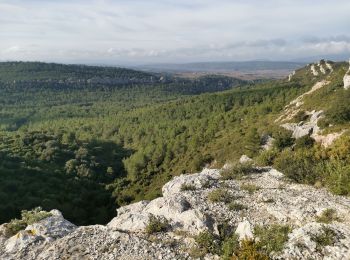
[137,60,305,73]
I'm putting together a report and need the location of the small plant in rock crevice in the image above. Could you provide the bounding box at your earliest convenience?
[311,226,339,251]
[240,184,261,194]
[180,183,196,191]
[5,207,52,236]
[207,188,236,204]
[316,208,339,224]
[220,162,256,180]
[145,214,169,234]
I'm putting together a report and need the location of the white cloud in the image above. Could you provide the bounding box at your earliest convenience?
[0,0,349,64]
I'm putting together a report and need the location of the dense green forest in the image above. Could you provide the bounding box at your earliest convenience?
[0,61,349,226]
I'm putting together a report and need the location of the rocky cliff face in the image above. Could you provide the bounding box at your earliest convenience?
[1,166,349,260]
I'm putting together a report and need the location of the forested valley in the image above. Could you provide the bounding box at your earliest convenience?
[1,61,349,226]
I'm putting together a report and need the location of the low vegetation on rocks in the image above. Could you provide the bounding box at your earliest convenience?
[240,183,261,194]
[220,162,255,180]
[316,209,339,224]
[180,183,196,191]
[254,224,292,255]
[207,188,235,203]
[5,207,52,236]
[145,214,169,234]
[311,226,338,251]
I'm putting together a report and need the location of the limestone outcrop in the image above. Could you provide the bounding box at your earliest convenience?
[1,166,349,259]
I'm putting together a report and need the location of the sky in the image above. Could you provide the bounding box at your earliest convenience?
[0,0,350,65]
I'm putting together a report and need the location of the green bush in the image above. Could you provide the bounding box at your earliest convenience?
[254,224,291,254]
[295,135,315,149]
[235,239,269,260]
[273,129,294,150]
[311,226,337,251]
[145,214,169,234]
[240,184,260,194]
[180,183,196,191]
[194,231,221,255]
[6,207,52,235]
[322,161,350,196]
[221,234,240,260]
[326,90,350,124]
[221,162,255,180]
[207,189,234,203]
[294,110,310,122]
[255,149,279,166]
[228,202,247,211]
[316,209,339,224]
[274,149,318,184]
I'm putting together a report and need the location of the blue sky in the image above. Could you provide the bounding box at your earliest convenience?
[0,0,349,64]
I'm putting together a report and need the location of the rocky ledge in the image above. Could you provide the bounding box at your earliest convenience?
[1,166,350,259]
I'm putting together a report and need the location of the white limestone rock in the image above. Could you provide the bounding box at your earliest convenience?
[312,131,345,147]
[278,223,350,260]
[2,166,350,260]
[235,219,254,241]
[282,110,323,138]
[108,172,217,235]
[25,210,76,239]
[288,70,296,81]
[311,64,319,76]
[161,168,220,196]
[3,210,76,254]
[261,135,275,150]
[326,61,333,72]
[239,155,253,164]
[5,230,42,253]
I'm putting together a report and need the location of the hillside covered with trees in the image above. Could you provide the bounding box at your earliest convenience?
[0,61,349,226]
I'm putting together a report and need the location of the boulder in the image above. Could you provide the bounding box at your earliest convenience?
[162,168,220,196]
[235,219,254,241]
[25,210,76,239]
[108,194,213,234]
[239,155,253,164]
[261,135,275,150]
[311,64,319,76]
[282,110,323,139]
[5,230,42,253]
[279,223,350,259]
[3,209,76,254]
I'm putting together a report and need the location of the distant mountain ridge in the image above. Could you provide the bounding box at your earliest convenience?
[137,60,305,73]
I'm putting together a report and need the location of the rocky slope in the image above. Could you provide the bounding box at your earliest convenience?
[1,165,349,260]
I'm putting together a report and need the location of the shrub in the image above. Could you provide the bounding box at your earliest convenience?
[6,207,52,236]
[274,149,318,184]
[254,224,292,254]
[234,239,269,260]
[326,91,350,124]
[322,161,350,196]
[316,209,339,224]
[295,135,315,149]
[207,189,234,204]
[311,226,337,251]
[180,183,196,191]
[273,129,294,150]
[294,110,310,122]
[194,231,221,255]
[240,184,260,194]
[255,149,279,166]
[228,202,247,211]
[145,214,169,234]
[221,234,240,260]
[221,162,255,180]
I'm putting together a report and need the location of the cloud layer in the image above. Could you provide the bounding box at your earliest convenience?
[0,0,350,64]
